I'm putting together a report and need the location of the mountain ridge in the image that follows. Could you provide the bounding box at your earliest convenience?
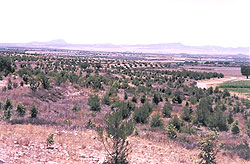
[0,39,248,55]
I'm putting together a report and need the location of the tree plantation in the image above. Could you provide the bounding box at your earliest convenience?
[0,50,250,164]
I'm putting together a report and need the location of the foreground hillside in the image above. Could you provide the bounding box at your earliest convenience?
[0,122,248,164]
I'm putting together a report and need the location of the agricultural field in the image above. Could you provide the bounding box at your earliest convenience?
[219,81,250,94]
[0,49,250,164]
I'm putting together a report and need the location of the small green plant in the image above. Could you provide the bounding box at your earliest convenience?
[169,115,182,131]
[133,102,153,124]
[20,81,24,87]
[131,95,137,103]
[165,124,178,139]
[3,108,12,120]
[29,78,40,92]
[64,119,72,126]
[16,102,26,117]
[2,98,13,120]
[30,104,38,118]
[152,93,162,105]
[2,86,7,92]
[72,105,80,112]
[96,110,134,164]
[13,82,18,88]
[228,110,234,124]
[140,95,146,104]
[86,119,96,128]
[231,120,240,135]
[124,92,128,100]
[162,103,172,118]
[134,127,139,136]
[180,124,197,135]
[198,132,218,164]
[181,106,192,122]
[102,94,111,106]
[46,133,54,146]
[7,78,12,90]
[88,94,101,111]
[91,112,96,117]
[150,113,164,128]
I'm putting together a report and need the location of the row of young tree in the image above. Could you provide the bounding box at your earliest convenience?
[1,54,225,93]
[2,54,249,137]
[0,98,38,120]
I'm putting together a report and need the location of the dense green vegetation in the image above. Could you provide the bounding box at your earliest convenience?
[241,66,250,79]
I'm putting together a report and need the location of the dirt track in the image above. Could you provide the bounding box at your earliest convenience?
[196,77,250,99]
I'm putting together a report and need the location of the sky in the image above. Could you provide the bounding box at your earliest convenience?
[0,0,249,47]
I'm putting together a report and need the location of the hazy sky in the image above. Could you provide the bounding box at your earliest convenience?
[0,0,249,47]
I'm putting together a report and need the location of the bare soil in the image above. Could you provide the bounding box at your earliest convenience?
[0,122,248,164]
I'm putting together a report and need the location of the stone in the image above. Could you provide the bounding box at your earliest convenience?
[0,159,5,164]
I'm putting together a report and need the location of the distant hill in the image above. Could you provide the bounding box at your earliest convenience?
[0,40,248,55]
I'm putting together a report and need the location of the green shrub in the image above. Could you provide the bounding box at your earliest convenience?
[3,98,13,111]
[181,107,192,122]
[102,94,110,106]
[29,78,40,92]
[140,95,146,104]
[165,124,178,139]
[131,95,137,103]
[112,101,132,119]
[39,74,51,89]
[235,140,250,160]
[7,78,12,90]
[190,96,198,105]
[195,97,213,126]
[152,92,162,105]
[2,86,7,92]
[88,94,101,111]
[97,110,134,164]
[172,91,183,104]
[133,102,153,124]
[228,110,234,124]
[169,115,182,131]
[231,120,240,135]
[3,108,12,120]
[180,124,196,135]
[0,55,15,75]
[13,82,18,88]
[30,104,38,118]
[72,105,80,112]
[2,98,13,120]
[198,133,218,164]
[150,113,164,128]
[162,103,172,118]
[20,81,24,87]
[86,119,96,129]
[124,92,128,100]
[46,133,54,146]
[16,103,26,117]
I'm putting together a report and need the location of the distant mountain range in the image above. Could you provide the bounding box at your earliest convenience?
[0,39,249,55]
